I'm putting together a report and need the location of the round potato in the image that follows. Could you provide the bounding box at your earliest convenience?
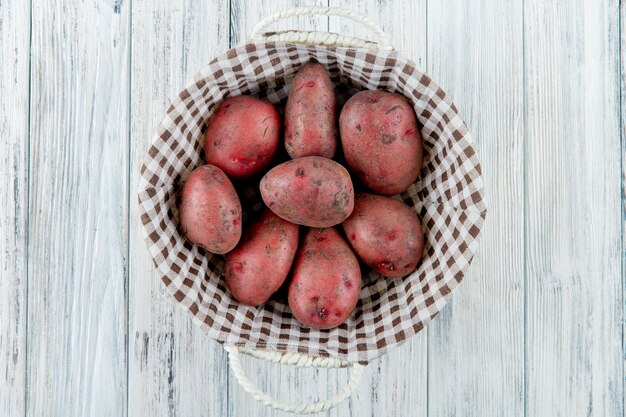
[178,164,242,254]
[285,62,337,158]
[288,227,361,329]
[225,209,299,306]
[342,192,424,278]
[204,95,281,179]
[260,156,354,228]
[339,90,423,195]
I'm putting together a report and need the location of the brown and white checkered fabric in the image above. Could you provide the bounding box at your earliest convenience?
[138,41,487,364]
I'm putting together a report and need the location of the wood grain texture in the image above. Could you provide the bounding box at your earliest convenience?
[128,1,230,417]
[328,1,428,416]
[426,1,525,416]
[622,1,626,413]
[26,0,130,416]
[0,0,30,416]
[525,0,622,416]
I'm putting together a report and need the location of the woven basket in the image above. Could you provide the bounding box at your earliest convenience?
[137,7,487,414]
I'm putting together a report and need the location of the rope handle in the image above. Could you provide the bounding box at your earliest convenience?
[250,6,393,50]
[225,345,364,414]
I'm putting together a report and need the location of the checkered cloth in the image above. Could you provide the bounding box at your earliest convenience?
[138,41,487,364]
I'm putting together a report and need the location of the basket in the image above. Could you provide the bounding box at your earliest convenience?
[137,6,487,414]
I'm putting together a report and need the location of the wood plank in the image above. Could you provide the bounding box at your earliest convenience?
[622,1,626,414]
[327,1,428,416]
[426,1,525,416]
[524,0,622,416]
[26,0,130,416]
[0,1,30,416]
[228,2,347,416]
[128,1,231,417]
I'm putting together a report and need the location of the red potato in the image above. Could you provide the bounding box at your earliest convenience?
[285,62,337,158]
[260,156,354,228]
[288,228,361,329]
[204,95,281,179]
[342,192,424,278]
[339,90,423,195]
[225,209,299,306]
[178,164,242,254]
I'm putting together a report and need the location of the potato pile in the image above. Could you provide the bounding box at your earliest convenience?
[179,62,425,330]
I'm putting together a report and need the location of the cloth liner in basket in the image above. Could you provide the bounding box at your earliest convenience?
[138,8,486,398]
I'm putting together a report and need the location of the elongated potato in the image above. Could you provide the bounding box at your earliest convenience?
[260,156,354,227]
[342,192,424,278]
[285,62,337,158]
[339,90,423,195]
[288,228,361,329]
[178,164,242,254]
[225,209,299,306]
[204,95,281,179]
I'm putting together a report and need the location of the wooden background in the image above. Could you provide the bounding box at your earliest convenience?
[0,0,623,416]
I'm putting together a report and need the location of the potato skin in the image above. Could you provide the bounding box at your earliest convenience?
[225,209,299,306]
[285,62,337,158]
[339,90,423,195]
[178,164,242,254]
[288,228,361,329]
[342,192,424,278]
[260,156,354,228]
[204,95,281,179]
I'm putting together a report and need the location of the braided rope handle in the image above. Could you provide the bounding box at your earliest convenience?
[250,6,393,50]
[225,345,364,414]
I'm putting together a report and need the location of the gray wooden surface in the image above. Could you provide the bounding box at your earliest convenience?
[0,0,623,416]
